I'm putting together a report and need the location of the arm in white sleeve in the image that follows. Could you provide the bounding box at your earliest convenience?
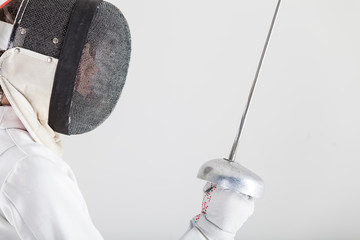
[0,156,104,240]
[180,226,208,240]
[180,221,208,240]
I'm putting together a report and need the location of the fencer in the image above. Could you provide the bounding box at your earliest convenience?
[0,0,257,239]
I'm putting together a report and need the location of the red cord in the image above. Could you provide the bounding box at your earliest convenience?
[0,0,14,9]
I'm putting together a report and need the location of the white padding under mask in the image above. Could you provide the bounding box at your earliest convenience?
[0,21,12,50]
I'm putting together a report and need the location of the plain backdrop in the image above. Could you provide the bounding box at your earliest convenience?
[62,0,360,239]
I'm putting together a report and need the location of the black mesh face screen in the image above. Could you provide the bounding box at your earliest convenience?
[12,0,77,58]
[68,1,131,134]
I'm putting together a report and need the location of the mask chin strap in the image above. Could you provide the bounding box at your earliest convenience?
[0,21,12,51]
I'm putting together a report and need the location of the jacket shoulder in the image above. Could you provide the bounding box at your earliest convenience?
[0,128,74,188]
[6,128,58,159]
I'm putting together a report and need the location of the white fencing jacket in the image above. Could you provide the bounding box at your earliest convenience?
[0,106,207,240]
[0,106,104,239]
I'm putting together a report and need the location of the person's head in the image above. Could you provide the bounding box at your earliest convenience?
[0,0,131,154]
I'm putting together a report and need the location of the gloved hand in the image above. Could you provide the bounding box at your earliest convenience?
[192,183,255,240]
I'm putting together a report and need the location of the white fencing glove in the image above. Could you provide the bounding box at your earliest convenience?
[192,183,255,240]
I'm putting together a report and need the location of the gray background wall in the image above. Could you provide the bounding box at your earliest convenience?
[63,0,360,239]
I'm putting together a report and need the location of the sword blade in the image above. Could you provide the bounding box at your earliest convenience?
[228,0,282,161]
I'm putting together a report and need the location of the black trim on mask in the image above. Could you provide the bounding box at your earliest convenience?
[49,0,102,134]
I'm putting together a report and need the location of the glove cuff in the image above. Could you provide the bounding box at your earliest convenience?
[194,214,235,240]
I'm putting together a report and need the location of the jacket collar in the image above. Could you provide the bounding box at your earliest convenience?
[0,106,27,131]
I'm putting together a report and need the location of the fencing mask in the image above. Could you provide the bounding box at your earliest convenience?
[0,0,131,155]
